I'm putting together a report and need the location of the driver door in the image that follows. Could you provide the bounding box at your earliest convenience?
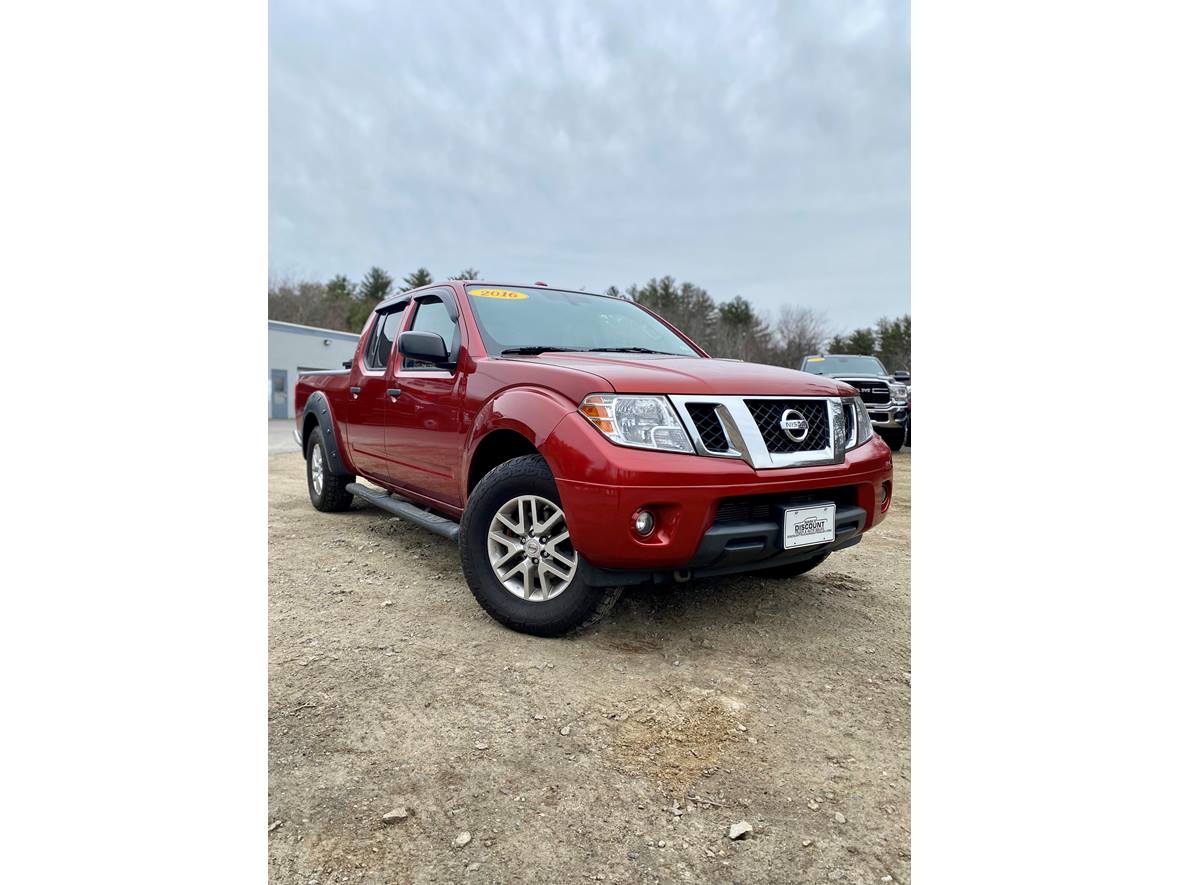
[385,288,467,507]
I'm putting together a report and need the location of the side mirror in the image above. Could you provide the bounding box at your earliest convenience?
[893,371,910,383]
[398,330,450,366]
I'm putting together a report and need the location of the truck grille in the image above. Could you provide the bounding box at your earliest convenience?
[841,379,891,405]
[745,399,830,454]
[684,403,729,453]
[671,394,850,469]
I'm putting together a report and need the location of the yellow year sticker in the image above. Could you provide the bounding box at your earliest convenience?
[807,356,825,362]
[470,288,528,300]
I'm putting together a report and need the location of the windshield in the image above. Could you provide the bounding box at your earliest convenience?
[802,355,887,375]
[464,286,700,357]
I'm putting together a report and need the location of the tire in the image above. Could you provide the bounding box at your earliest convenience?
[758,551,830,579]
[459,454,622,637]
[880,428,906,452]
[306,425,354,512]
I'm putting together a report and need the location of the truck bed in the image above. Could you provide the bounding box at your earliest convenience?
[294,369,352,424]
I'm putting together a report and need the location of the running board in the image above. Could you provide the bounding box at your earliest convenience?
[346,483,460,541]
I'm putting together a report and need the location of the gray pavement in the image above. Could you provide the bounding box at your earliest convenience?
[269,419,299,454]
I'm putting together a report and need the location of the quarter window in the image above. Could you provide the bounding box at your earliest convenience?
[363,303,406,370]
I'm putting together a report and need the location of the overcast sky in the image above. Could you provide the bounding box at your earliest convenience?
[270,0,909,332]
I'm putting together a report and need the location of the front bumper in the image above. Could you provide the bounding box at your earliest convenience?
[867,402,909,430]
[580,501,869,587]
[547,411,893,575]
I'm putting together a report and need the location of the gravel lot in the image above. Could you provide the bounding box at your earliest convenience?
[269,449,911,884]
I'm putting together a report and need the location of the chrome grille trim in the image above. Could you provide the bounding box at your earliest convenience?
[670,395,857,469]
[841,379,891,404]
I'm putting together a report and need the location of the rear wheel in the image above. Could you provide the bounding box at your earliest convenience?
[306,425,354,512]
[459,455,622,636]
[880,427,906,451]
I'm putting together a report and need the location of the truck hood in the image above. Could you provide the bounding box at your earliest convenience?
[821,373,893,383]
[504,354,853,397]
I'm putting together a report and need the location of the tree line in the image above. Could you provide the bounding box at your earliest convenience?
[268,268,910,372]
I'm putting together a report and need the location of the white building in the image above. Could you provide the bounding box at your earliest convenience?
[268,320,361,418]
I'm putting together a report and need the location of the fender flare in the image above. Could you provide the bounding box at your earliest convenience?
[301,391,353,476]
[462,387,577,490]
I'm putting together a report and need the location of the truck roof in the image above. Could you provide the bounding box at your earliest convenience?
[377,281,609,312]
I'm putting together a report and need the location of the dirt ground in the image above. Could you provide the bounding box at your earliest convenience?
[269,451,911,885]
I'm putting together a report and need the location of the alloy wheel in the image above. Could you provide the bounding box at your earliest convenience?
[486,494,578,602]
[311,444,324,495]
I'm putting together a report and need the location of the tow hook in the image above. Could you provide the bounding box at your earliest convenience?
[673,569,692,583]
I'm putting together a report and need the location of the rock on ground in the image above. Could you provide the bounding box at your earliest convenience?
[267,450,912,883]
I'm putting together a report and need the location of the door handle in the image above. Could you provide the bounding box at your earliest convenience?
[386,388,401,398]
[350,386,361,396]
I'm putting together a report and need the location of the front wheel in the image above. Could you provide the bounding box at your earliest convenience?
[880,427,906,451]
[459,455,622,637]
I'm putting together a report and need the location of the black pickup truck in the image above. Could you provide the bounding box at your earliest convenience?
[799,354,910,451]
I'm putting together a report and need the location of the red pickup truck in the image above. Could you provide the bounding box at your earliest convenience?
[295,282,893,636]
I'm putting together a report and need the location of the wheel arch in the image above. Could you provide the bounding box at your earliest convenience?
[466,429,541,497]
[463,387,577,501]
[301,391,354,476]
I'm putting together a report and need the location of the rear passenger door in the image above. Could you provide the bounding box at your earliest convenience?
[385,288,467,507]
[345,301,408,482]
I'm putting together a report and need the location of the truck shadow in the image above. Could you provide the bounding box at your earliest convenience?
[603,568,873,636]
[348,498,873,642]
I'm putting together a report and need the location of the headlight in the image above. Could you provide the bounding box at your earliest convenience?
[578,394,694,453]
[889,383,909,403]
[849,397,874,448]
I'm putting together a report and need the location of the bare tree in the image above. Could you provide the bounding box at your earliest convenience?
[775,305,832,369]
[268,275,352,331]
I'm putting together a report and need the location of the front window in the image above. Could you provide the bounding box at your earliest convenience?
[802,355,887,375]
[404,295,459,370]
[464,285,700,357]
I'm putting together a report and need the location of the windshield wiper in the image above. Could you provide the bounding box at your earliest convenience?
[590,347,681,355]
[499,346,591,355]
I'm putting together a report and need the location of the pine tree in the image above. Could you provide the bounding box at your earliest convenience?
[326,274,356,302]
[347,267,395,331]
[831,328,877,355]
[359,267,393,302]
[874,315,911,372]
[400,268,433,291]
[449,268,480,280]
[628,277,718,352]
[715,296,776,362]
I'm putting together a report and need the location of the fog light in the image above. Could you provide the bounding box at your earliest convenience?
[881,481,892,512]
[634,511,655,536]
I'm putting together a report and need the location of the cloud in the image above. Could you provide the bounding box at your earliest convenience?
[269,0,909,329]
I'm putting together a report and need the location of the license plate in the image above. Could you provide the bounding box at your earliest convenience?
[782,503,836,549]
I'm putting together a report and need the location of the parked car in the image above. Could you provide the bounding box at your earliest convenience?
[295,283,894,636]
[798,354,910,451]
